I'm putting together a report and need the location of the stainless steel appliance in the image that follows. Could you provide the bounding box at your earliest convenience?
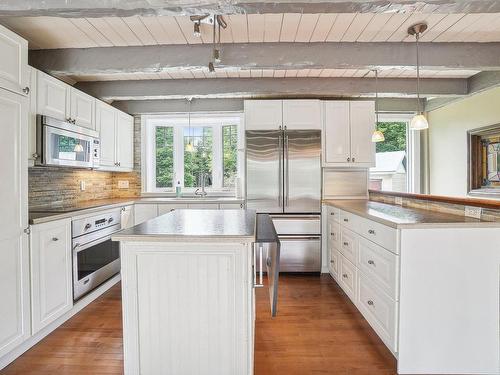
[246,128,321,272]
[72,210,121,300]
[36,115,100,169]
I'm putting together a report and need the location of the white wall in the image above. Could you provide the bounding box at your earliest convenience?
[428,87,500,198]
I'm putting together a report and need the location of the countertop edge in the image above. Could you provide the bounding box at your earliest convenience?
[323,200,500,229]
[112,234,256,243]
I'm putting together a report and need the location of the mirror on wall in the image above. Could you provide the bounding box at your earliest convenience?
[468,124,500,196]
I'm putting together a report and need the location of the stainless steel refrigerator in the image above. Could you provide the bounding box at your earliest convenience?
[246,129,321,272]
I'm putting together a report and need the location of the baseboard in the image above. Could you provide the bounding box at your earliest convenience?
[0,274,121,371]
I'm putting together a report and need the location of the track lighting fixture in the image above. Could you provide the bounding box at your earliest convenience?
[193,21,201,37]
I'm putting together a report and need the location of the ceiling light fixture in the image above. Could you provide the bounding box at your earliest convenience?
[190,14,209,38]
[73,143,84,152]
[408,22,429,131]
[193,21,201,37]
[371,69,385,143]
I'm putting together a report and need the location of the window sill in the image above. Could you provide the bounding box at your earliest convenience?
[141,191,240,198]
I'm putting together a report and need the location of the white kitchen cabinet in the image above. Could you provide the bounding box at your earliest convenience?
[245,99,321,130]
[134,204,158,225]
[69,87,95,130]
[282,100,321,129]
[0,87,30,358]
[187,203,219,209]
[157,203,189,215]
[0,24,28,96]
[323,101,375,167]
[244,100,282,130]
[219,203,245,209]
[349,101,375,164]
[36,70,68,121]
[121,205,135,229]
[30,218,73,334]
[115,111,134,170]
[96,101,134,172]
[36,69,95,130]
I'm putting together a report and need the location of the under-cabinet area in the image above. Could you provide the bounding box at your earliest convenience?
[1,7,500,375]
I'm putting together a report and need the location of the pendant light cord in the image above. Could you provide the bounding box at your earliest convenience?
[375,69,379,125]
[416,31,421,114]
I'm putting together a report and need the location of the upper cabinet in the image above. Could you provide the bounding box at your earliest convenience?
[36,70,95,130]
[96,101,134,172]
[323,101,375,167]
[245,99,321,130]
[0,24,29,96]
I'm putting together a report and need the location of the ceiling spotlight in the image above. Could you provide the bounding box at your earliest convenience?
[213,49,221,64]
[208,62,215,73]
[193,21,201,38]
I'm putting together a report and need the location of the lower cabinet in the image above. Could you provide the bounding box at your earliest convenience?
[30,218,73,333]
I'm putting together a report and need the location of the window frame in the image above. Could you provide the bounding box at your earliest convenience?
[371,114,421,194]
[141,112,244,194]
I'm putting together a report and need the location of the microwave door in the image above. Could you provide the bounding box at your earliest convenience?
[44,125,93,168]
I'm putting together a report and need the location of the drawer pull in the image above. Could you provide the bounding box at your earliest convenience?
[367,300,374,306]
[330,212,335,216]
[330,260,335,264]
[343,242,349,246]
[343,218,349,222]
[368,229,375,235]
[52,237,59,241]
[342,273,348,279]
[367,260,375,266]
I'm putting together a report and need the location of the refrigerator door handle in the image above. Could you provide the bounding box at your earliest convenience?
[278,130,283,207]
[285,130,289,207]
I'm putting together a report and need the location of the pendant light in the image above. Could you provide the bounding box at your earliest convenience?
[186,98,194,152]
[371,69,385,143]
[408,22,429,130]
[73,143,84,152]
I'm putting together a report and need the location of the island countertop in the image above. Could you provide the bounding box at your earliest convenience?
[323,199,500,229]
[112,209,256,242]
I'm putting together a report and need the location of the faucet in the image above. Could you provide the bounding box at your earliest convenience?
[194,173,208,197]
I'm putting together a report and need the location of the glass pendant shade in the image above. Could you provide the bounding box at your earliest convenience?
[73,143,84,152]
[410,114,429,130]
[371,130,385,143]
[186,141,194,153]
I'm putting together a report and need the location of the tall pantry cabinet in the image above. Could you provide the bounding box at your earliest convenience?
[0,25,31,358]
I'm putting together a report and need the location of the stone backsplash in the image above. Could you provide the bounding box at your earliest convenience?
[369,191,500,222]
[29,116,142,208]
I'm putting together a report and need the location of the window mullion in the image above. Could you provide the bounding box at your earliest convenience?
[212,125,222,190]
[174,126,184,188]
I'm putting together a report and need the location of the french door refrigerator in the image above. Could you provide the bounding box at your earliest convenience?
[246,129,321,272]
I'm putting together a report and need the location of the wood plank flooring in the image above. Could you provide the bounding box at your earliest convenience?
[1,275,396,374]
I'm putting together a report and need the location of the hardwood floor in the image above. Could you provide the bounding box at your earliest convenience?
[1,275,396,375]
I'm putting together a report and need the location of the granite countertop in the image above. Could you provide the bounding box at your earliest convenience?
[29,196,245,224]
[323,199,500,229]
[112,209,256,242]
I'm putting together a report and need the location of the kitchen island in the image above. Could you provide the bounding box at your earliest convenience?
[112,209,258,375]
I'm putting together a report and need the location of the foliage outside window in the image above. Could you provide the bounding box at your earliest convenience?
[369,121,409,193]
[144,113,242,193]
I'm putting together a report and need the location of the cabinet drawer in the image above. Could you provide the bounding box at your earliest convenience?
[357,274,398,352]
[358,238,399,299]
[272,216,320,235]
[338,254,357,302]
[329,247,340,279]
[157,203,188,215]
[339,227,358,264]
[327,220,340,250]
[359,219,397,254]
[327,206,340,223]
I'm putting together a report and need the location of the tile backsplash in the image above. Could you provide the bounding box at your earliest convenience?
[29,116,142,208]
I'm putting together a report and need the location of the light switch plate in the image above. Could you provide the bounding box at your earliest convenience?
[464,206,482,219]
[80,180,86,191]
[118,180,129,189]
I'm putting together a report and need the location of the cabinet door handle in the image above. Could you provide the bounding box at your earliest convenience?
[330,260,335,264]
[342,273,348,279]
[368,260,375,266]
[352,157,355,162]
[23,87,30,95]
[347,157,350,162]
[343,242,349,246]
[343,218,348,222]
[367,300,374,306]
[368,229,375,235]
[52,237,59,241]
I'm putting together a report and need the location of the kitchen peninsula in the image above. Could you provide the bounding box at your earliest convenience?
[112,209,259,375]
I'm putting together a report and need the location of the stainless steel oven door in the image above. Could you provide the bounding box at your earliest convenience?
[72,234,120,300]
[44,125,95,168]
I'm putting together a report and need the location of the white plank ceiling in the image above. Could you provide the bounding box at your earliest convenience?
[2,13,500,50]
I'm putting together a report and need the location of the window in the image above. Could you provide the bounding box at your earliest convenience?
[143,113,242,193]
[369,115,420,193]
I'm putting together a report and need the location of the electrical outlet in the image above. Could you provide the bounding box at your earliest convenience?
[395,196,403,205]
[80,180,86,191]
[118,180,129,189]
[464,206,482,219]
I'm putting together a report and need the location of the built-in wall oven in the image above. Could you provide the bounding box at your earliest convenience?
[36,115,100,169]
[72,210,122,300]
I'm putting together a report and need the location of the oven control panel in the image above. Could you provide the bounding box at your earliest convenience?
[72,210,121,238]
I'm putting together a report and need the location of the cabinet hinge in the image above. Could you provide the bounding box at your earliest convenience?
[23,227,31,235]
